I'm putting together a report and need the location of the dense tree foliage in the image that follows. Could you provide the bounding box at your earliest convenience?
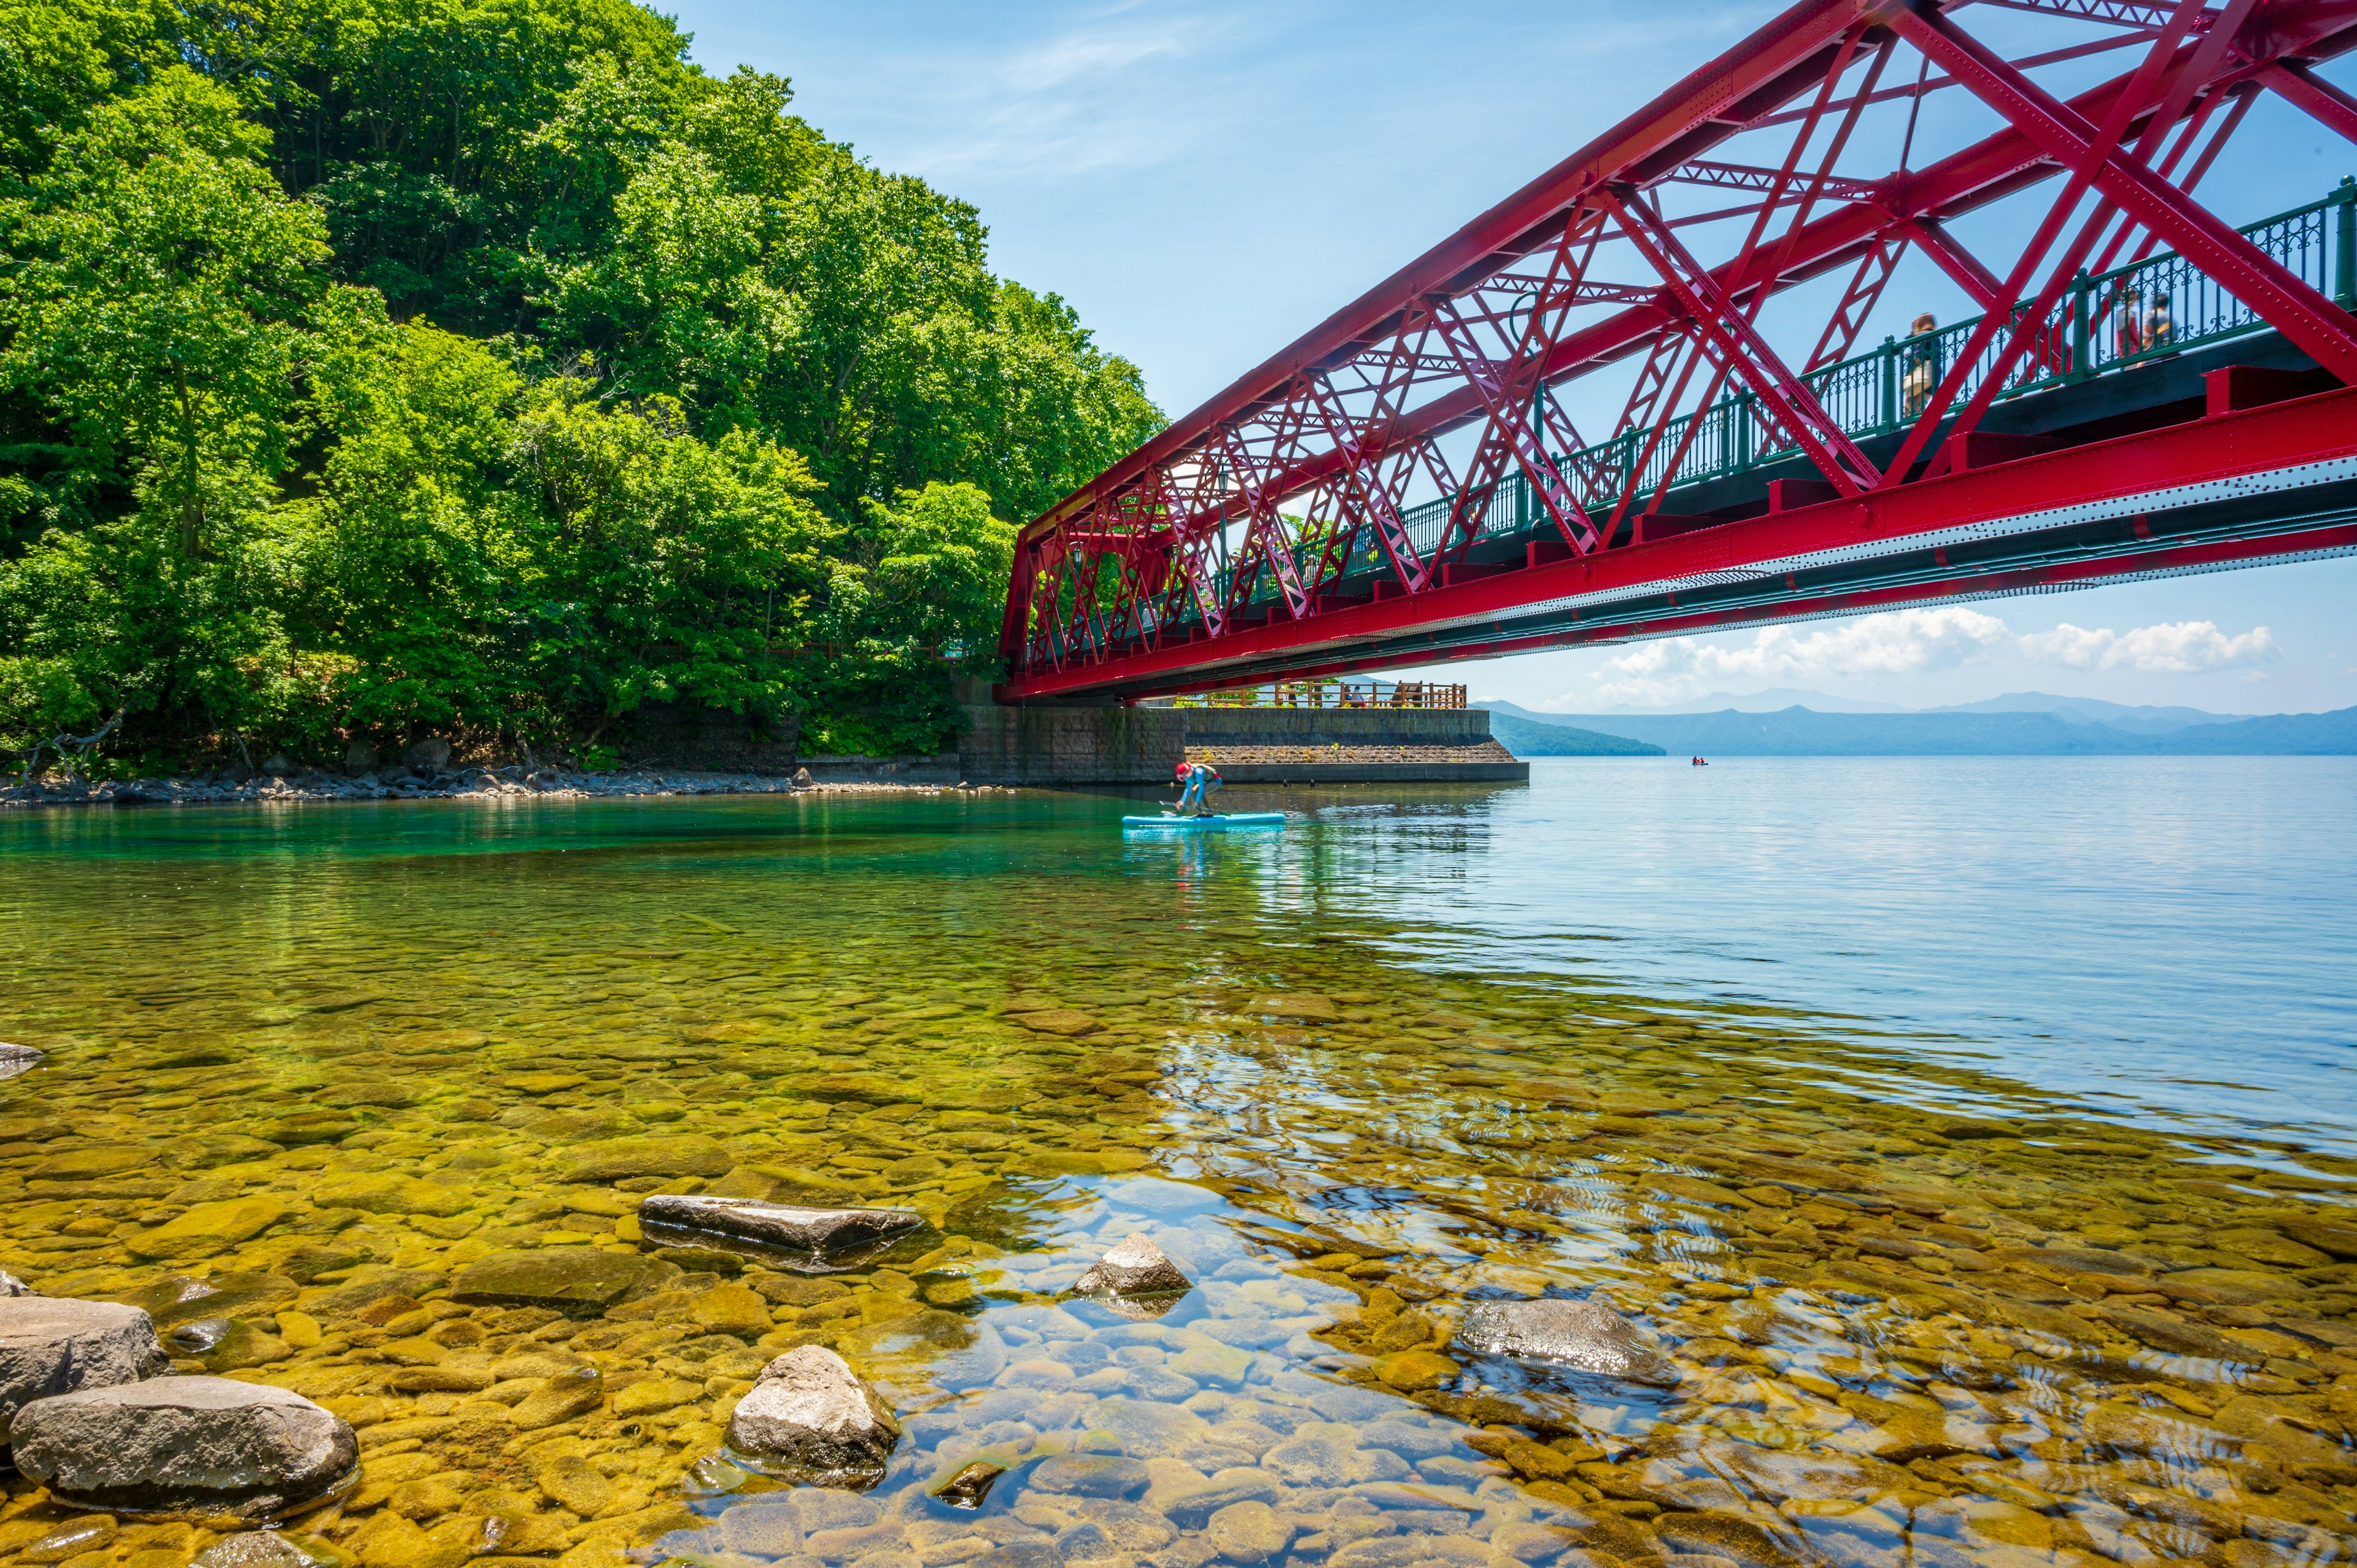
[0,0,1159,770]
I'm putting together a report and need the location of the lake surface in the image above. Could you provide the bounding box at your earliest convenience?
[0,757,2352,1568]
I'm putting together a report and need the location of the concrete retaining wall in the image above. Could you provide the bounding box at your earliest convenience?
[957,705,1186,786]
[622,702,799,771]
[613,700,1521,787]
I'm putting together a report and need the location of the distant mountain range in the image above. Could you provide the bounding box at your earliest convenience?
[1531,690,2244,727]
[1482,696,2357,756]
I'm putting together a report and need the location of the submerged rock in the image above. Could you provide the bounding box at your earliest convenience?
[1,1297,169,1445]
[447,1248,660,1314]
[556,1133,733,1183]
[638,1194,924,1267]
[1452,1297,1681,1386]
[115,1272,299,1332]
[10,1377,357,1522]
[2279,1215,2357,1259]
[124,1196,296,1259]
[725,1345,900,1488]
[1072,1234,1191,1298]
[193,1531,322,1567]
[932,1459,1007,1508]
[0,1041,41,1080]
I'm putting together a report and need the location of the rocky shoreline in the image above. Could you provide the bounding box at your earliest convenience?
[2,768,1001,810]
[0,1211,1215,1565]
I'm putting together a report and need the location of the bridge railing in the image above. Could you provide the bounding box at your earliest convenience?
[1135,179,2355,646]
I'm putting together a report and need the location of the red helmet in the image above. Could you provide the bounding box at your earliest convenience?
[1174,762,1190,777]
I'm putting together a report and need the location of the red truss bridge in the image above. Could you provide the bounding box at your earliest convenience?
[995,0,2357,704]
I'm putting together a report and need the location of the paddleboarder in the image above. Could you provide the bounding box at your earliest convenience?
[1174,760,1224,816]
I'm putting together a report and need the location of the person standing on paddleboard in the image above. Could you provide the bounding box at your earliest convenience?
[1174,760,1223,816]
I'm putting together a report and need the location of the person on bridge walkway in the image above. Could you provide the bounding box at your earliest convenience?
[1902,312,1941,417]
[1175,760,1224,816]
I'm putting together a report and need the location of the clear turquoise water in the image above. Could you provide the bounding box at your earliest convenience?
[2,757,2354,1568]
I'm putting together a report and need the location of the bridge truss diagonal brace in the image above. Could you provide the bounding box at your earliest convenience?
[1301,374,1433,595]
[1887,2,2357,388]
[1159,476,1227,639]
[1212,432,1314,622]
[1427,296,1601,558]
[1603,186,1883,494]
[2259,61,2357,150]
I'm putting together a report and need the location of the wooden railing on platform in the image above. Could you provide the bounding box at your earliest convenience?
[1174,681,1466,710]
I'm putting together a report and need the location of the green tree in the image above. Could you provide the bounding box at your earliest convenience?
[508,379,836,740]
[1,67,328,554]
[0,0,1166,770]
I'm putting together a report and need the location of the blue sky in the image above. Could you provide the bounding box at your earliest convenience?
[665,0,2357,714]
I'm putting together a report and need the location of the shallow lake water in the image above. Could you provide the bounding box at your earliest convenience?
[0,759,2352,1568]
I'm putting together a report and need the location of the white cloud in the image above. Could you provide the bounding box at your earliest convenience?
[1563,609,2282,707]
[1588,607,2011,708]
[898,8,1233,180]
[2021,619,2277,673]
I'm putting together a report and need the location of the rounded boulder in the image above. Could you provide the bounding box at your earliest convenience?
[10,1375,358,1522]
[1,1297,169,1445]
[725,1345,899,1488]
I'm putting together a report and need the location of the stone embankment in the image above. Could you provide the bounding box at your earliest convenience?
[2,768,1010,810]
[1176,707,1528,784]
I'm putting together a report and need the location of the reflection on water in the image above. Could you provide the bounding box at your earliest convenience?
[0,779,2352,1568]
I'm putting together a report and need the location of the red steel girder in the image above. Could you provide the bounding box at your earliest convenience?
[2260,58,2357,142]
[1662,159,1883,201]
[1033,4,2357,567]
[1002,0,2357,681]
[1888,2,2357,385]
[1973,0,2186,26]
[1605,187,1882,494]
[1002,386,2357,700]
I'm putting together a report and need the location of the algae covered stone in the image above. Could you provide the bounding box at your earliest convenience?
[311,1173,470,1218]
[932,1459,1005,1508]
[193,1531,325,1566]
[449,1249,659,1314]
[10,1376,357,1523]
[556,1134,733,1183]
[124,1197,296,1258]
[725,1345,900,1486]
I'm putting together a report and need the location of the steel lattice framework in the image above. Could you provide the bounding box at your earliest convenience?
[997,0,2357,702]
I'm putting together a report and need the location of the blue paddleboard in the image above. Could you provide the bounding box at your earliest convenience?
[1121,813,1287,830]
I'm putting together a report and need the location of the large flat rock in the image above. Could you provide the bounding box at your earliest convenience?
[10,1376,357,1523]
[0,1297,169,1443]
[448,1249,661,1315]
[638,1194,923,1261]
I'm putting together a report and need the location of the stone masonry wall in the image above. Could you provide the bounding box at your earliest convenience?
[622,703,800,773]
[1177,707,1495,747]
[957,705,1186,786]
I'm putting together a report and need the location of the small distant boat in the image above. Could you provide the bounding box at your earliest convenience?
[1691,755,1709,766]
[1121,813,1287,830]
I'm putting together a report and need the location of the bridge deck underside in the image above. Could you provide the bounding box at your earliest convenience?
[1008,351,2357,703]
